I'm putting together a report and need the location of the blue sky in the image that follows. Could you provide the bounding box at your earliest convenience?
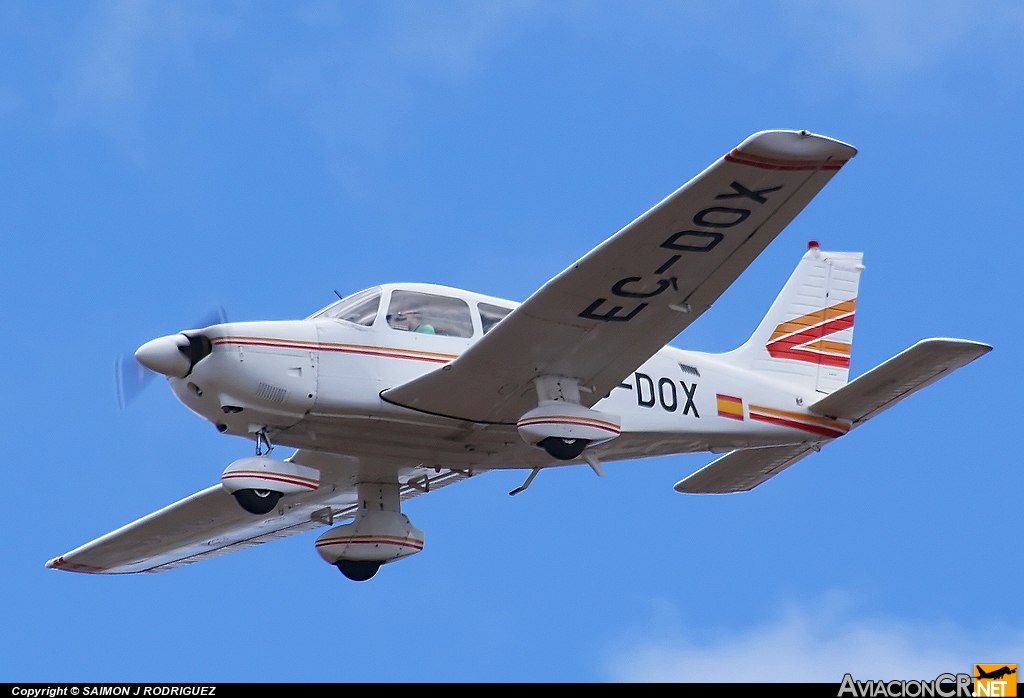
[1,1,1021,682]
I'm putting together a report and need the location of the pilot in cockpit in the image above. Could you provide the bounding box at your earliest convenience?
[393,309,435,334]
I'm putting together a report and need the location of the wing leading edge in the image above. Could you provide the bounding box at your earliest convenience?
[383,130,857,424]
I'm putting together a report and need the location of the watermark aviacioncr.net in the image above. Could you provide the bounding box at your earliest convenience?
[838,665,1017,698]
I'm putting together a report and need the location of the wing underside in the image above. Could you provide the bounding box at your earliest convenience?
[47,452,468,574]
[673,443,819,494]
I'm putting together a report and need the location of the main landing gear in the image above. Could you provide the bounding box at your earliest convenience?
[335,560,382,581]
[233,488,282,515]
[537,436,589,460]
[315,482,425,582]
[230,429,285,514]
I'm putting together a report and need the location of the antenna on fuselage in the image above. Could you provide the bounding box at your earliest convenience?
[333,289,344,300]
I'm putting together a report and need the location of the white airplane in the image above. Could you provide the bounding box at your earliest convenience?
[47,130,990,581]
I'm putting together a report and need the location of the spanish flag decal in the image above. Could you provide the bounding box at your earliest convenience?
[765,298,854,368]
[716,394,744,421]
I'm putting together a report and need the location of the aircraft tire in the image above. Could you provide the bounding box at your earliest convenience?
[336,560,381,581]
[538,436,589,461]
[233,488,282,515]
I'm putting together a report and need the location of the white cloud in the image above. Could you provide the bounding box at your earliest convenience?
[607,594,1024,682]
[54,0,236,149]
[781,1,1024,80]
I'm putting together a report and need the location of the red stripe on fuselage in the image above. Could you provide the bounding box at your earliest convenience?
[748,411,846,438]
[213,338,454,364]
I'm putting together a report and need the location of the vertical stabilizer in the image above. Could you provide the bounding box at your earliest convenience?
[721,244,864,395]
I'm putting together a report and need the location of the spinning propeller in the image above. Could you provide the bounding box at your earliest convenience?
[114,308,227,410]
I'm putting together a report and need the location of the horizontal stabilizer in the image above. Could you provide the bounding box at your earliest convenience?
[675,338,990,495]
[808,338,991,424]
[674,443,818,494]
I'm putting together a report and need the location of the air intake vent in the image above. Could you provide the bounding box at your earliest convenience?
[678,363,701,377]
[256,382,287,404]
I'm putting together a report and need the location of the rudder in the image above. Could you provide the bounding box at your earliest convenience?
[720,243,863,395]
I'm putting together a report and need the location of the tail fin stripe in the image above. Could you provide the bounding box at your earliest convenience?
[803,339,851,356]
[721,248,863,395]
[766,314,855,367]
[768,299,856,340]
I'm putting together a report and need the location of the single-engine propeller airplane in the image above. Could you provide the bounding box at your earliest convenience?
[47,130,990,581]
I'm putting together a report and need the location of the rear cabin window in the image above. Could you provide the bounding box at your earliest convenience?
[312,287,381,326]
[478,302,513,334]
[387,291,473,338]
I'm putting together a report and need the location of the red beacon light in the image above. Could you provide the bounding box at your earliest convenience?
[807,240,819,249]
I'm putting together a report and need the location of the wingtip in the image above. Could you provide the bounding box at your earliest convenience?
[45,556,61,570]
[917,337,993,356]
[673,478,703,494]
[735,130,858,164]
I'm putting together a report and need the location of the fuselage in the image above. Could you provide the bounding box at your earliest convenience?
[168,282,849,472]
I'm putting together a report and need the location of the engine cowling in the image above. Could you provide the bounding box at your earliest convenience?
[517,402,621,450]
[315,510,424,565]
[219,455,320,496]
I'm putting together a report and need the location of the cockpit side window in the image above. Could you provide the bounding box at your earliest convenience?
[387,291,473,338]
[311,287,381,326]
[478,302,513,334]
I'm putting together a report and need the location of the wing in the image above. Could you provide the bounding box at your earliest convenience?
[809,338,992,424]
[673,443,818,494]
[46,451,468,574]
[383,130,856,424]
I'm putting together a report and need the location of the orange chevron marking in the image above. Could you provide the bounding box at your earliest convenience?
[768,299,856,341]
[802,339,851,356]
[765,298,855,368]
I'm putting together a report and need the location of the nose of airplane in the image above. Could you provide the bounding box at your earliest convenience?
[135,334,192,378]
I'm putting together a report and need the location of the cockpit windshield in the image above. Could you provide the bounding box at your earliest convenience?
[387,290,473,338]
[309,287,381,326]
